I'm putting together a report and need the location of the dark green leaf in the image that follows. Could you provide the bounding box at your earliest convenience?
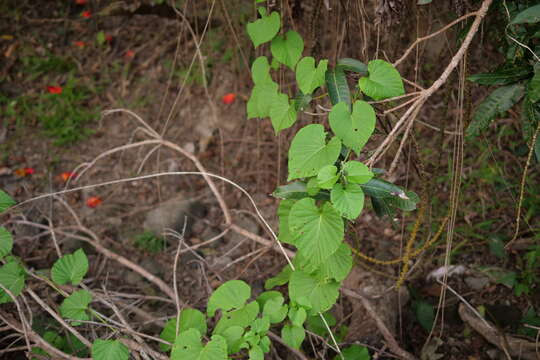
[466,84,525,138]
[468,65,532,86]
[521,97,540,141]
[528,66,540,103]
[325,67,351,107]
[336,58,368,76]
[293,92,312,111]
[414,301,435,332]
[510,4,540,24]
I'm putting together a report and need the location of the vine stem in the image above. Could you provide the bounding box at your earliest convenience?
[367,0,494,168]
[505,120,540,249]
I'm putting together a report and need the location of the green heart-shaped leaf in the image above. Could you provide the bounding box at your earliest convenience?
[317,165,339,189]
[269,93,297,134]
[288,124,341,181]
[271,30,304,69]
[289,198,343,266]
[251,56,273,85]
[289,270,340,313]
[329,101,375,155]
[247,10,280,48]
[358,60,404,100]
[342,161,373,184]
[296,57,328,95]
[247,81,279,119]
[330,183,364,220]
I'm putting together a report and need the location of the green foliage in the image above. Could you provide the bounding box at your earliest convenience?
[466,84,525,138]
[289,270,340,313]
[134,231,167,253]
[160,309,208,351]
[289,199,344,267]
[246,8,280,48]
[59,289,92,325]
[468,65,532,85]
[287,124,341,180]
[336,58,368,76]
[171,329,228,360]
[269,93,297,134]
[336,345,371,360]
[51,249,89,286]
[207,280,251,317]
[468,2,540,143]
[0,260,26,304]
[326,67,352,107]
[510,4,540,24]
[91,339,130,360]
[358,60,405,100]
[0,227,13,259]
[413,300,435,332]
[271,30,304,69]
[328,101,375,155]
[0,189,16,212]
[295,57,328,95]
[330,183,365,220]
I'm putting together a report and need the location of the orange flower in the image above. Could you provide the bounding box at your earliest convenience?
[75,0,87,4]
[124,50,135,58]
[47,86,63,95]
[222,93,236,105]
[74,41,86,48]
[81,11,91,19]
[14,168,35,177]
[59,172,77,182]
[86,196,102,208]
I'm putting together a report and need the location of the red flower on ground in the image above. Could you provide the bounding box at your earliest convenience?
[222,93,236,105]
[14,168,35,177]
[74,41,86,48]
[105,34,113,42]
[59,172,77,182]
[47,86,63,95]
[124,50,135,58]
[86,196,102,208]
[75,0,87,5]
[81,11,91,19]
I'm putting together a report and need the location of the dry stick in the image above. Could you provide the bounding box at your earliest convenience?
[15,220,178,302]
[0,284,31,353]
[393,11,479,67]
[368,0,493,167]
[342,288,417,360]
[505,120,540,249]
